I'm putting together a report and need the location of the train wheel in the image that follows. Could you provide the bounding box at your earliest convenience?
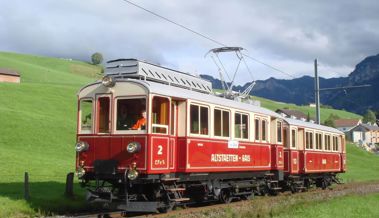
[241,192,254,200]
[219,189,232,204]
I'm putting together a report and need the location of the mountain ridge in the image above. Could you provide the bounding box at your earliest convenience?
[201,53,379,114]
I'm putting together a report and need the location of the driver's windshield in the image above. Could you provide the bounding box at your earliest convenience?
[116,98,146,131]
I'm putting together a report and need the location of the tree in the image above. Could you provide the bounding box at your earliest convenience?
[323,113,340,128]
[324,118,335,128]
[363,109,376,124]
[91,52,103,65]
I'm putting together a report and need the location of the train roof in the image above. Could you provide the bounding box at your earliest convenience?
[105,59,212,94]
[284,117,343,134]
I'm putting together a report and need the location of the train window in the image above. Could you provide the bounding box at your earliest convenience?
[116,98,146,131]
[277,121,282,143]
[235,113,248,139]
[200,107,209,135]
[97,97,110,133]
[255,118,260,141]
[214,109,229,137]
[80,99,93,133]
[222,111,230,137]
[325,135,331,151]
[305,131,313,149]
[152,97,169,134]
[262,119,268,141]
[316,133,322,150]
[333,136,339,151]
[190,104,209,135]
[291,129,297,148]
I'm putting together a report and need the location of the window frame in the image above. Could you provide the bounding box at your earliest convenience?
[324,134,331,151]
[261,118,269,143]
[213,107,231,138]
[95,94,112,134]
[189,102,210,137]
[234,111,249,140]
[78,97,94,134]
[305,130,314,150]
[254,117,261,142]
[290,127,297,149]
[151,95,170,135]
[276,120,283,144]
[113,95,147,135]
[332,135,340,152]
[315,131,323,150]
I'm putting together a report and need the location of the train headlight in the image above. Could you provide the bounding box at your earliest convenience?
[102,75,115,87]
[126,142,141,154]
[76,167,86,178]
[75,141,89,152]
[127,169,139,180]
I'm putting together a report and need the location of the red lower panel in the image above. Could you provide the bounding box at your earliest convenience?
[77,135,148,172]
[303,151,341,173]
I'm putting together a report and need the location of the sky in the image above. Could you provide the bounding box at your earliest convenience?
[1,0,378,84]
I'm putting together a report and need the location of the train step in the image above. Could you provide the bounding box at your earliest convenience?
[296,186,306,190]
[170,198,190,202]
[265,173,275,176]
[166,188,186,192]
[161,177,180,182]
[293,181,304,184]
[269,180,278,183]
[271,187,282,190]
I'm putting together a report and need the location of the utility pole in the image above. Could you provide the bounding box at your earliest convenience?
[314,59,320,124]
[313,59,370,125]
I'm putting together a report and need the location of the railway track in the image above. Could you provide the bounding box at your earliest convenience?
[68,181,379,218]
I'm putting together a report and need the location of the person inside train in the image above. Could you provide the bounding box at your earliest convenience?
[131,110,146,130]
[117,106,134,130]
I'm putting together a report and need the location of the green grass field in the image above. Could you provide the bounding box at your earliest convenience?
[275,193,379,218]
[0,52,377,217]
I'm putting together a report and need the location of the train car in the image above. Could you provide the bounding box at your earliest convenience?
[75,59,345,212]
[282,118,346,192]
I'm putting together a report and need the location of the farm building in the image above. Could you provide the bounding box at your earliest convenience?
[276,109,315,122]
[347,123,379,148]
[0,68,20,83]
[335,118,361,132]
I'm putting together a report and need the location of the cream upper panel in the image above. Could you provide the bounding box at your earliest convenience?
[78,81,148,99]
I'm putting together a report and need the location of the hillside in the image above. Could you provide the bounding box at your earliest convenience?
[0,51,377,217]
[0,51,101,217]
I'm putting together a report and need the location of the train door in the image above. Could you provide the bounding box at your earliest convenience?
[94,94,112,160]
[150,96,170,173]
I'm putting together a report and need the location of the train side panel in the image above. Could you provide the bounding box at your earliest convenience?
[177,137,272,173]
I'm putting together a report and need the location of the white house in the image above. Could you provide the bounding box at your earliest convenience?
[348,123,379,148]
[334,119,361,132]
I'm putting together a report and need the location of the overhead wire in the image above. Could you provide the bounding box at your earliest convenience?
[120,0,296,79]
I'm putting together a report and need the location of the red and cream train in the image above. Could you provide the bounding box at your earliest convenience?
[75,59,346,212]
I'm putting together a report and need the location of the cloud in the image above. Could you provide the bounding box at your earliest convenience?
[0,0,378,82]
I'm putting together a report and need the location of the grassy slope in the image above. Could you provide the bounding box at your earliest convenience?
[0,52,101,217]
[341,143,379,183]
[252,96,362,123]
[0,52,377,217]
[213,89,361,122]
